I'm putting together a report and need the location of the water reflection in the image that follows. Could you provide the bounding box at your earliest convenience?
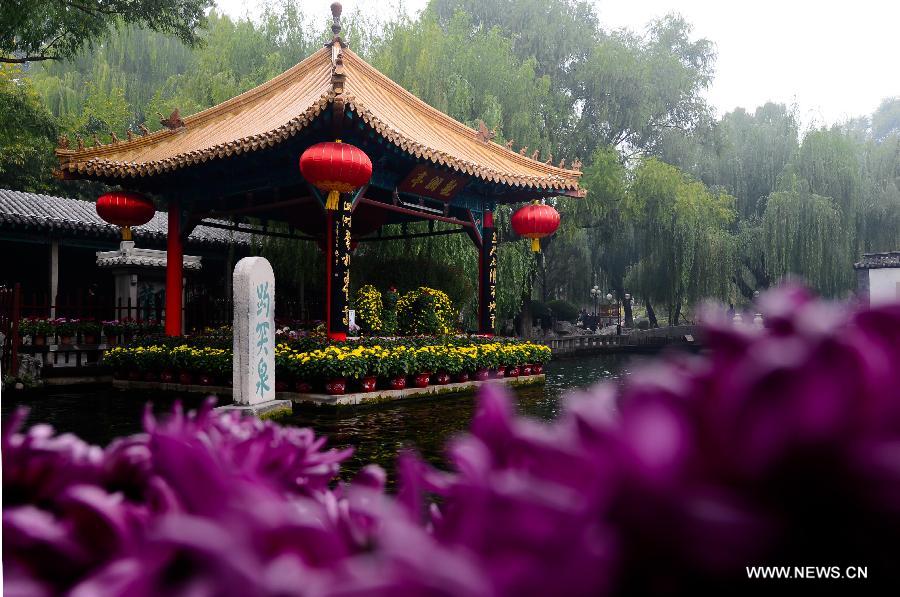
[1,353,634,481]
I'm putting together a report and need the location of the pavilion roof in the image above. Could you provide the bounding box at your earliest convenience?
[56,47,582,194]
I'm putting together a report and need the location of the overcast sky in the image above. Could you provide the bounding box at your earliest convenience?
[216,0,899,127]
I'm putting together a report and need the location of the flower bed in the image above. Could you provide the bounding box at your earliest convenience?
[104,336,551,394]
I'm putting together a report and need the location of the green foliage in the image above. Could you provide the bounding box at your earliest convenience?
[396,287,457,335]
[763,182,849,297]
[872,97,900,141]
[1,0,211,64]
[382,287,399,335]
[624,158,736,322]
[546,299,579,322]
[0,65,58,192]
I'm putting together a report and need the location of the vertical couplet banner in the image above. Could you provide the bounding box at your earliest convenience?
[328,193,353,340]
[479,211,498,334]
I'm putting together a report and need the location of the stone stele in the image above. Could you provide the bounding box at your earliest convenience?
[232,257,276,406]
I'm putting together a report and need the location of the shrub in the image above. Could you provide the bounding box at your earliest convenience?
[547,299,579,322]
[396,287,457,335]
[382,286,399,335]
[354,284,383,334]
[530,300,553,324]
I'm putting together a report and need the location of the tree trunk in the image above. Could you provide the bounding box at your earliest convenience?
[646,300,659,328]
[672,301,681,326]
[624,299,633,328]
[517,301,533,338]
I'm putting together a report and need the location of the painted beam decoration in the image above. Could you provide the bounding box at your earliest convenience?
[233,257,276,405]
[398,164,469,202]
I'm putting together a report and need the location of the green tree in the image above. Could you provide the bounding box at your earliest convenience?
[763,176,849,296]
[572,14,715,159]
[1,0,211,64]
[0,64,58,192]
[623,158,736,324]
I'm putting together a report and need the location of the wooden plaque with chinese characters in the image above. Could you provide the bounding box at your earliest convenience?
[397,165,469,202]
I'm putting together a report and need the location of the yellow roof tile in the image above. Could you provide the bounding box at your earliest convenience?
[57,46,582,193]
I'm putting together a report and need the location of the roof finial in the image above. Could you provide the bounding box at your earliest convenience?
[331,2,342,40]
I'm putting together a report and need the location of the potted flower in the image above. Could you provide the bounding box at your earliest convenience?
[412,346,441,388]
[102,320,124,345]
[101,346,132,378]
[79,319,101,344]
[53,318,79,345]
[20,318,52,346]
[475,344,498,381]
[134,345,167,382]
[376,347,412,390]
[171,345,196,385]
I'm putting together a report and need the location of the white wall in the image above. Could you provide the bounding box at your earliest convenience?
[869,268,900,306]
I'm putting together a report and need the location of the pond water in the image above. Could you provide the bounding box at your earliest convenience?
[1,353,638,482]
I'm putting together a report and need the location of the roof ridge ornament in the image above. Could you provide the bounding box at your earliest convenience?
[159,109,185,130]
[326,2,348,50]
[475,120,495,143]
[328,2,347,134]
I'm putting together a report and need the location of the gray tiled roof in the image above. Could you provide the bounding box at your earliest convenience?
[854,251,900,269]
[0,189,250,246]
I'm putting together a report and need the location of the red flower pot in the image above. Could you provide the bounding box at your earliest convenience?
[105,335,118,347]
[295,380,313,393]
[275,380,289,392]
[493,369,505,379]
[33,334,47,346]
[533,364,544,375]
[413,372,431,388]
[178,371,193,386]
[506,366,520,377]
[325,378,347,395]
[455,372,470,383]
[160,370,175,383]
[435,372,451,385]
[198,373,215,386]
[359,376,378,392]
[389,376,407,390]
[522,364,533,376]
[474,369,490,382]
[59,335,73,346]
[144,371,158,382]
[83,334,98,345]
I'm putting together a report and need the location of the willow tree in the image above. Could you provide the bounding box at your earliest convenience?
[624,158,736,325]
[762,176,849,297]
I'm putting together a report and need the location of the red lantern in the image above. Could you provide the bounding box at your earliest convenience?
[96,191,155,240]
[299,140,372,210]
[511,201,560,253]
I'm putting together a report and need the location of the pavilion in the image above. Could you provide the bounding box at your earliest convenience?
[55,3,583,339]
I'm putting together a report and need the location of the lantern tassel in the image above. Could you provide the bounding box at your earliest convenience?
[325,190,340,210]
[121,226,132,241]
[531,238,541,252]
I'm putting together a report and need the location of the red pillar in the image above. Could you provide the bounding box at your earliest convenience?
[165,200,184,336]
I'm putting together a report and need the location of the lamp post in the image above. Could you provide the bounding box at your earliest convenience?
[590,286,600,330]
[606,292,621,333]
[624,293,632,328]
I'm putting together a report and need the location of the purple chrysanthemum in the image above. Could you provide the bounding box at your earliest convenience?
[4,286,899,595]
